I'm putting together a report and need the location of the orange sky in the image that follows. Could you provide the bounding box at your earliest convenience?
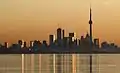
[0,0,120,45]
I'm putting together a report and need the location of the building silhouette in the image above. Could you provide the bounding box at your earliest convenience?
[94,38,99,48]
[18,40,24,48]
[57,28,62,47]
[89,6,93,47]
[62,29,65,39]
[4,42,9,48]
[49,34,55,47]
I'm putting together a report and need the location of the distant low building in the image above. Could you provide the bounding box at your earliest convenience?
[101,41,109,48]
[4,42,9,48]
[30,41,34,48]
[18,40,24,48]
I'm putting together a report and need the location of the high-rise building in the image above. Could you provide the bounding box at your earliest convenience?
[80,36,84,47]
[30,41,34,48]
[49,35,55,46]
[69,32,76,47]
[73,39,78,46]
[94,38,99,48]
[23,41,27,48]
[69,32,76,38]
[43,40,47,47]
[4,42,8,48]
[57,28,62,46]
[18,40,24,48]
[85,33,90,39]
[84,33,91,47]
[62,29,65,39]
[57,28,62,40]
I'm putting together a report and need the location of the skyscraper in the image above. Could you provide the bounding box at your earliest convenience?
[49,35,55,46]
[94,38,99,48]
[57,28,62,46]
[69,32,76,47]
[18,40,24,48]
[23,41,27,48]
[4,42,8,48]
[57,28,62,40]
[62,29,65,39]
[30,41,34,48]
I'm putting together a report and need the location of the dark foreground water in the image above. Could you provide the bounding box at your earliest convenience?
[0,54,119,73]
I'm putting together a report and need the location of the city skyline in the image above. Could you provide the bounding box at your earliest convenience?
[0,1,120,73]
[0,0,120,45]
[0,26,119,54]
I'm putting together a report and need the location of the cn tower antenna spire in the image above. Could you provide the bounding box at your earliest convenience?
[89,3,92,24]
[90,3,92,21]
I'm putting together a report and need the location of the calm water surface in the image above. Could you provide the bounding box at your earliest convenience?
[0,54,119,73]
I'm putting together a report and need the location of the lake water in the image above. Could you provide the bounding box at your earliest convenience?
[0,54,119,73]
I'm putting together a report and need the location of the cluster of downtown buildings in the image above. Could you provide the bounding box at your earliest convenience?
[0,8,120,54]
[0,27,119,54]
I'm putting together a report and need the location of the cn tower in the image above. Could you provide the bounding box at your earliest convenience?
[89,5,93,73]
[89,6,93,45]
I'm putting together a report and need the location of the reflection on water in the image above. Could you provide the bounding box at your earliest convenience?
[0,54,21,73]
[0,54,119,73]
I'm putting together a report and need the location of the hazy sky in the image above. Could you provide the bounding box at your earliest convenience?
[0,0,120,45]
